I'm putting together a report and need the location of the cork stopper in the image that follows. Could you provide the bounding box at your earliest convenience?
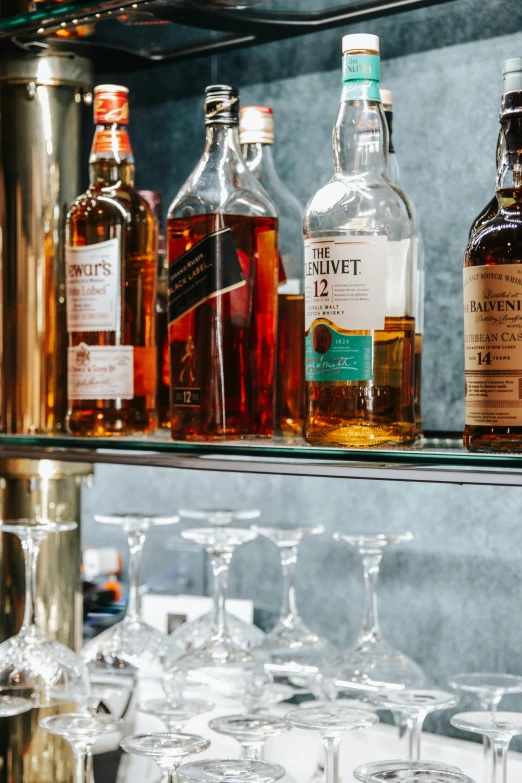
[239,105,274,145]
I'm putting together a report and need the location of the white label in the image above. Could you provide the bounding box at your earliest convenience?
[386,237,412,317]
[304,235,387,331]
[68,344,133,400]
[66,238,120,332]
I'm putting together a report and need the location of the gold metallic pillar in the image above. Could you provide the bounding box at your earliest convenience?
[0,459,93,783]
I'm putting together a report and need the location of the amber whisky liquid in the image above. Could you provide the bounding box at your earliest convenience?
[464,187,522,451]
[414,332,423,435]
[66,164,157,437]
[168,213,278,440]
[305,316,416,447]
[276,293,305,436]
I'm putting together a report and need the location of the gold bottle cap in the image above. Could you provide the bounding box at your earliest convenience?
[239,105,274,145]
[380,88,393,109]
[342,33,379,54]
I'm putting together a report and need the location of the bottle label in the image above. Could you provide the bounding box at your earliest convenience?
[464,263,522,425]
[92,129,132,157]
[304,236,387,382]
[68,343,133,400]
[66,238,121,332]
[342,54,381,101]
[168,228,246,324]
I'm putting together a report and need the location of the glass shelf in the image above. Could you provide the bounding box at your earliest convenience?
[0,0,459,66]
[1,431,522,486]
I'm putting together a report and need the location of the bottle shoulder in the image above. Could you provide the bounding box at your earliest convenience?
[304,174,412,238]
[466,207,522,266]
[68,184,155,228]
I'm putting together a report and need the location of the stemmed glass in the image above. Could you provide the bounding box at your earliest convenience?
[251,523,336,675]
[0,695,32,717]
[121,732,210,783]
[330,533,426,692]
[179,759,286,783]
[451,711,522,783]
[380,687,457,759]
[138,697,214,731]
[286,704,378,783]
[363,770,475,783]
[0,519,89,705]
[354,762,463,782]
[40,713,123,783]
[209,714,289,760]
[81,513,179,676]
[165,527,259,676]
[448,673,522,712]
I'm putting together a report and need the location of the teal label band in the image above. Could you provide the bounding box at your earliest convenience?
[342,53,381,101]
[305,326,373,382]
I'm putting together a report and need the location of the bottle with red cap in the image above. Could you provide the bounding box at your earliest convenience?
[65,84,158,436]
[240,105,305,438]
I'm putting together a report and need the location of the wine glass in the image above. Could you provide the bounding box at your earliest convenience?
[381,687,457,759]
[363,769,475,783]
[121,732,210,783]
[138,697,214,731]
[251,523,336,676]
[40,713,123,783]
[209,714,289,760]
[179,759,286,783]
[448,673,522,712]
[81,513,179,677]
[0,519,89,706]
[166,513,265,659]
[286,704,378,783]
[451,711,522,783]
[0,695,32,717]
[165,527,259,678]
[330,533,426,692]
[354,762,463,782]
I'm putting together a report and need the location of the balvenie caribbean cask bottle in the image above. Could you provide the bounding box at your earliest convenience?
[464,59,522,451]
[303,35,416,447]
[167,86,279,440]
[65,84,158,436]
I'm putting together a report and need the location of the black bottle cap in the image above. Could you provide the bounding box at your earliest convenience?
[204,85,240,125]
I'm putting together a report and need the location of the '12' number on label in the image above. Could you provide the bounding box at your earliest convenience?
[314,279,328,298]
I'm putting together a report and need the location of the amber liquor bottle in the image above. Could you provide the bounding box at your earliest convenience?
[464,87,522,451]
[240,105,305,438]
[65,84,157,436]
[167,85,279,440]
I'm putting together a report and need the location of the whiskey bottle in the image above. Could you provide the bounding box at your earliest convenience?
[463,83,522,451]
[469,58,522,236]
[167,85,279,440]
[65,84,158,436]
[304,35,416,447]
[240,105,305,437]
[381,88,424,435]
[140,189,170,429]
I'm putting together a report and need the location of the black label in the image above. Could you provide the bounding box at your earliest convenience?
[173,387,201,406]
[168,228,245,325]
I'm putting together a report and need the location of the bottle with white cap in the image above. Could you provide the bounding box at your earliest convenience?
[463,57,522,451]
[303,33,416,447]
[240,105,305,437]
[470,57,522,235]
[380,87,425,436]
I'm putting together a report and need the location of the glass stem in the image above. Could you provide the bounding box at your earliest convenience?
[279,545,299,626]
[20,535,41,633]
[489,737,509,783]
[322,734,341,783]
[211,552,231,638]
[126,529,146,622]
[242,742,264,760]
[165,770,178,783]
[478,696,499,774]
[73,748,93,783]
[406,715,423,761]
[360,551,383,641]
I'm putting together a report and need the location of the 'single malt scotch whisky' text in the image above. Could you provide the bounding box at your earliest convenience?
[167,86,279,440]
[304,35,416,447]
[65,84,157,436]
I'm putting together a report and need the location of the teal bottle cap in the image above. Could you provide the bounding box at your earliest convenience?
[503,57,522,94]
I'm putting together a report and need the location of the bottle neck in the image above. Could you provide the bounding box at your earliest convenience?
[89,123,135,187]
[497,111,522,202]
[243,141,278,180]
[203,123,243,164]
[334,82,388,177]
